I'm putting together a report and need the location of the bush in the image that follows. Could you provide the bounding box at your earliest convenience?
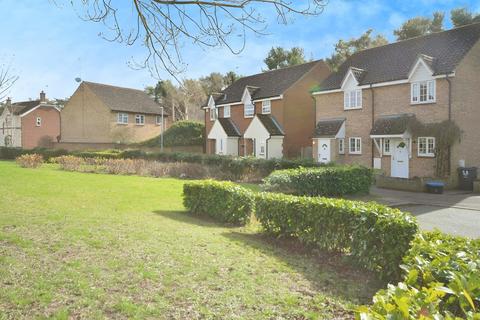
[16,154,44,168]
[255,192,418,279]
[359,232,480,319]
[183,180,255,225]
[54,155,86,171]
[139,120,205,147]
[262,165,373,196]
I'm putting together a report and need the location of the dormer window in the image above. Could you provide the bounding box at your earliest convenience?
[344,89,362,109]
[411,80,435,104]
[210,106,217,121]
[262,100,271,114]
[244,102,254,118]
[223,105,231,118]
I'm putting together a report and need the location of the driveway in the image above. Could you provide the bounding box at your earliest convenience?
[351,187,480,238]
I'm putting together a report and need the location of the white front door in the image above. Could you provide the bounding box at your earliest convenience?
[391,139,409,178]
[317,139,331,164]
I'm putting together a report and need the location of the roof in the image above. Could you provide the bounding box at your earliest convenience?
[83,81,168,115]
[319,23,480,91]
[11,100,41,115]
[370,114,415,136]
[314,118,345,137]
[218,118,241,137]
[257,114,285,136]
[214,60,323,105]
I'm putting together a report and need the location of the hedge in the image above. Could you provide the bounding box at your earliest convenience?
[359,231,480,319]
[262,165,373,196]
[138,120,205,147]
[255,192,418,279]
[183,180,255,225]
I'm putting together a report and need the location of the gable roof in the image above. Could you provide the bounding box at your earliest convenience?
[257,114,285,136]
[319,23,480,91]
[370,114,415,136]
[214,60,323,105]
[218,118,241,137]
[83,81,168,115]
[314,118,345,138]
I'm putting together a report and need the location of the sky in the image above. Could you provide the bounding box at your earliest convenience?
[1,0,479,101]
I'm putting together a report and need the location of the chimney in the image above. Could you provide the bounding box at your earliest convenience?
[40,91,46,103]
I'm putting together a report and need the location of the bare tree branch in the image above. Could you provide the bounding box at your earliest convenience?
[62,1,326,80]
[0,61,18,102]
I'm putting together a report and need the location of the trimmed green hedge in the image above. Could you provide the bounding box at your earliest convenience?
[183,180,255,225]
[139,120,205,147]
[255,192,418,279]
[262,165,373,196]
[359,231,480,319]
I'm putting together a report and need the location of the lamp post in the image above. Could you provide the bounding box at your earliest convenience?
[160,106,164,152]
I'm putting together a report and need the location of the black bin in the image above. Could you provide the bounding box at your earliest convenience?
[458,167,477,191]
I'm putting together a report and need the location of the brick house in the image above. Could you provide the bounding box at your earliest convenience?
[204,60,331,159]
[60,81,169,149]
[0,91,61,149]
[312,23,480,182]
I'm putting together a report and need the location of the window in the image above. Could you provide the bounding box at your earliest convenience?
[35,117,41,127]
[411,80,435,104]
[349,137,362,154]
[223,105,231,118]
[383,138,391,155]
[260,145,265,155]
[262,100,271,114]
[418,137,435,157]
[344,90,362,109]
[117,113,128,124]
[135,114,145,125]
[338,138,345,154]
[210,106,217,121]
[156,115,163,126]
[244,102,254,118]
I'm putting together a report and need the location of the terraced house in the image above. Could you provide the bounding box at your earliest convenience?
[312,23,480,184]
[204,60,330,159]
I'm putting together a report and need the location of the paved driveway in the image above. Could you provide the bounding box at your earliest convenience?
[352,187,480,238]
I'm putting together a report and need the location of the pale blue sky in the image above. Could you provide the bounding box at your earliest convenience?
[1,0,479,101]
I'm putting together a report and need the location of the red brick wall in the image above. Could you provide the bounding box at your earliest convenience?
[21,107,60,149]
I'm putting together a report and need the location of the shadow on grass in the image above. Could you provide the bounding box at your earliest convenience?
[222,231,385,305]
[153,210,239,229]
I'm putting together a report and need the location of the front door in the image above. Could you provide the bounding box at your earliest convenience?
[317,139,331,164]
[391,139,409,178]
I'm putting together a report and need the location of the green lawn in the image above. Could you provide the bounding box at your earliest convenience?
[0,161,381,319]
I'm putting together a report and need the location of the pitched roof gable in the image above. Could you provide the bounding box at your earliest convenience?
[218,118,241,137]
[319,23,480,91]
[257,114,285,136]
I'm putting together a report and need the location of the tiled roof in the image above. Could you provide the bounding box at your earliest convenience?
[257,114,284,136]
[319,23,480,91]
[214,60,323,105]
[370,114,415,136]
[218,118,241,137]
[11,100,41,115]
[314,118,345,137]
[83,81,168,115]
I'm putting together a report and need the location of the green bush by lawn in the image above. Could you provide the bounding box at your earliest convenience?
[262,165,373,196]
[138,120,205,147]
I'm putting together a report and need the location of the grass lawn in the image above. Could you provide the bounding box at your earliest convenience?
[0,161,382,319]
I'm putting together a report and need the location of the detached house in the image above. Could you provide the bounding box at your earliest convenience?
[204,60,331,158]
[312,23,480,183]
[61,81,169,149]
[0,91,61,149]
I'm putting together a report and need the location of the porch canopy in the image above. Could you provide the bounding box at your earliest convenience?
[313,118,345,138]
[370,113,414,156]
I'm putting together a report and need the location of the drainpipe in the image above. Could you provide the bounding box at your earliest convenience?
[446,73,452,175]
[311,94,317,160]
[266,136,271,159]
[370,84,375,167]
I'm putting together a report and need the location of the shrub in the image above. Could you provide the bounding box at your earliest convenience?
[54,155,86,171]
[255,192,418,279]
[183,180,255,225]
[359,232,480,319]
[262,165,373,196]
[15,154,44,168]
[139,120,205,147]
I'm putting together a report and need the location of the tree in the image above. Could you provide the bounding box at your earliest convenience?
[451,7,480,27]
[0,61,18,102]
[66,1,327,78]
[393,11,444,41]
[223,71,241,86]
[145,80,168,103]
[264,47,306,70]
[326,29,388,71]
[199,72,225,95]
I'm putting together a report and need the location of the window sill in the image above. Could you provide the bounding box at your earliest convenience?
[349,152,362,155]
[244,115,254,118]
[344,107,362,111]
[411,101,436,106]
[418,154,435,158]
[117,123,128,125]
[262,111,271,115]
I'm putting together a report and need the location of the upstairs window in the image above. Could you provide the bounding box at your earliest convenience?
[36,117,42,127]
[244,102,254,118]
[210,106,217,121]
[223,105,231,118]
[418,137,435,157]
[117,113,128,124]
[262,100,271,114]
[349,137,362,154]
[411,80,435,104]
[344,89,362,109]
[135,114,145,125]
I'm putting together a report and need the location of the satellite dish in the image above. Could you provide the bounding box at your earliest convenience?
[75,77,82,83]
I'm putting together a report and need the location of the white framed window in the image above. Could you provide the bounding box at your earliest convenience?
[338,138,345,154]
[344,89,362,109]
[260,145,265,155]
[411,80,435,104]
[349,137,362,154]
[117,113,128,124]
[418,137,435,157]
[244,102,254,118]
[35,117,42,127]
[223,105,231,118]
[156,115,163,126]
[383,138,391,155]
[210,106,217,121]
[135,114,145,125]
[261,100,271,114]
